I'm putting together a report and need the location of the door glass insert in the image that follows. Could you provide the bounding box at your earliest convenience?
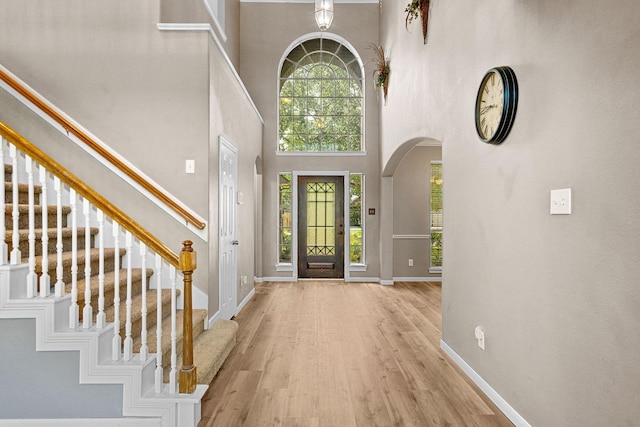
[306,182,336,256]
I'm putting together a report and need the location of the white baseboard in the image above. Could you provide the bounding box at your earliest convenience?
[345,276,381,283]
[207,310,221,329]
[236,288,255,316]
[207,287,256,328]
[255,276,441,285]
[260,276,295,282]
[0,419,161,426]
[440,340,531,427]
[393,276,442,282]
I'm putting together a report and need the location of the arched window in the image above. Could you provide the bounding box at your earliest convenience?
[279,37,364,152]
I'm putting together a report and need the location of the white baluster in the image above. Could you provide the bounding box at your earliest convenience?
[54,177,64,296]
[25,156,36,298]
[82,199,92,328]
[39,166,50,298]
[139,242,148,361]
[169,265,177,394]
[155,254,164,393]
[9,144,20,265]
[96,209,106,329]
[123,231,133,361]
[69,189,79,328]
[0,138,7,265]
[112,222,121,361]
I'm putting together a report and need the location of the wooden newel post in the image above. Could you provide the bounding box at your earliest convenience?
[179,240,197,394]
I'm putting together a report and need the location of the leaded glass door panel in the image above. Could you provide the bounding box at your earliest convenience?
[298,176,344,278]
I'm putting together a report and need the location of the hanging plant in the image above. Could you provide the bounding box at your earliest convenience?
[368,43,390,105]
[405,0,430,44]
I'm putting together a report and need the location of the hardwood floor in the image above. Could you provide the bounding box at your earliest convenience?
[199,281,513,426]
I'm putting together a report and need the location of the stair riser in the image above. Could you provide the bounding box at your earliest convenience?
[157,320,205,371]
[7,232,94,258]
[73,269,153,310]
[4,188,41,205]
[4,211,68,229]
[119,301,163,343]
[36,252,120,284]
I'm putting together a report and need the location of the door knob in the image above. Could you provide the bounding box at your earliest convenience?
[232,240,239,245]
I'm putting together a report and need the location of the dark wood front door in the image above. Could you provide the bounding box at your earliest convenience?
[298,176,344,278]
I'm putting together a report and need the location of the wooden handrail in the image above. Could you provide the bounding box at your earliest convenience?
[0,68,206,231]
[0,120,180,268]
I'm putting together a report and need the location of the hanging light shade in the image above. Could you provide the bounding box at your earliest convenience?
[315,0,334,31]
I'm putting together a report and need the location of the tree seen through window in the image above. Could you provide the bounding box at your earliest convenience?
[279,38,363,152]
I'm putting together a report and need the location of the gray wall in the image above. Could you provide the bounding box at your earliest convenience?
[392,145,441,279]
[381,0,640,425]
[239,2,381,280]
[160,0,241,68]
[0,0,211,293]
[0,319,123,419]
[207,40,263,310]
[0,0,263,316]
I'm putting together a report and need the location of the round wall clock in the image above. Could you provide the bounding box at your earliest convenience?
[474,66,519,144]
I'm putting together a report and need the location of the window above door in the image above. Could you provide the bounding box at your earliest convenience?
[278,37,364,153]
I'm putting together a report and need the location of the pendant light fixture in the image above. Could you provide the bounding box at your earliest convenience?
[315,0,334,31]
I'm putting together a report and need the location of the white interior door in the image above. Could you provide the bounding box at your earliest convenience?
[219,137,238,320]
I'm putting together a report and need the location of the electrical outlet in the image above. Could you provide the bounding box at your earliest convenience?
[408,259,414,267]
[550,188,571,214]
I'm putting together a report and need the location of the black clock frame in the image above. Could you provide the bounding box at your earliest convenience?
[475,66,519,144]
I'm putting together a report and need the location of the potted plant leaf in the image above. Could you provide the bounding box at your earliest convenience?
[368,44,390,105]
[405,0,430,44]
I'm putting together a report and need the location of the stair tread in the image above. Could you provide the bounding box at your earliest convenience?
[173,320,238,385]
[4,204,71,214]
[35,247,126,269]
[4,182,42,192]
[5,226,99,240]
[67,268,153,303]
[103,288,174,329]
[135,309,207,361]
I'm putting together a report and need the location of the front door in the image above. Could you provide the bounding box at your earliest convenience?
[298,176,344,278]
[219,137,238,319]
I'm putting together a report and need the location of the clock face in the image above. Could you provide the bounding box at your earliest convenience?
[474,66,519,144]
[477,71,504,140]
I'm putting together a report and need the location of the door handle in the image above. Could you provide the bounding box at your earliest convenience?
[232,240,239,245]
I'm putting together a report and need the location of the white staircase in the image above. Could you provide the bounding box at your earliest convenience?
[0,133,209,425]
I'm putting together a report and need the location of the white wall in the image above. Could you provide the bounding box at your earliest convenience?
[381,0,640,425]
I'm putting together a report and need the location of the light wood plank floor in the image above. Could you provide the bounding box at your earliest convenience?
[199,281,513,426]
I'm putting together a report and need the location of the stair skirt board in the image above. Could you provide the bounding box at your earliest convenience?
[206,287,255,329]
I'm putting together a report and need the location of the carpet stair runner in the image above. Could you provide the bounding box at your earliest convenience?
[3,162,236,388]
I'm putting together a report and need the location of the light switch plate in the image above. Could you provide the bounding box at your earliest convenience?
[550,188,571,214]
[185,159,195,174]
